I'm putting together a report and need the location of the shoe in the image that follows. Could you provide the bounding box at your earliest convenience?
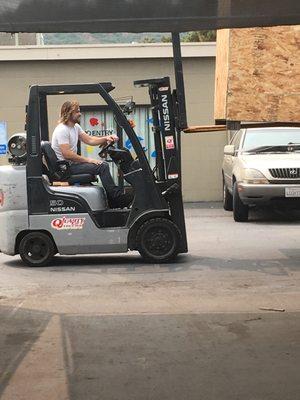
[109,192,134,209]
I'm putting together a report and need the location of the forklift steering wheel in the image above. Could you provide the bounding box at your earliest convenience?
[99,141,116,158]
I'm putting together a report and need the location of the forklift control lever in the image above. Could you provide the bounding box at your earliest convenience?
[162,183,180,199]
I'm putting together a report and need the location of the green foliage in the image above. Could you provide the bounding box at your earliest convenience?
[161,35,172,43]
[43,31,216,45]
[141,37,157,43]
[43,32,165,45]
[182,31,216,42]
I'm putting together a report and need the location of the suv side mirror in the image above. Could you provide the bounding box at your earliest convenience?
[224,145,235,156]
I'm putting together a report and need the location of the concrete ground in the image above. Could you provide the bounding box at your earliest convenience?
[0,203,300,400]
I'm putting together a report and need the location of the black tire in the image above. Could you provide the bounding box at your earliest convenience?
[136,218,181,263]
[233,182,249,222]
[223,177,233,211]
[19,232,56,267]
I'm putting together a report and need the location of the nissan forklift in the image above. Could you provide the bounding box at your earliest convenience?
[0,77,188,266]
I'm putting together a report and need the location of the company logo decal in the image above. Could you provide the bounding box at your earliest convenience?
[49,199,76,213]
[90,117,99,127]
[87,117,109,136]
[161,94,171,131]
[289,169,297,175]
[165,136,175,150]
[51,216,85,230]
[86,129,114,136]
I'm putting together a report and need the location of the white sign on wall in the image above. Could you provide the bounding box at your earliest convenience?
[0,121,7,156]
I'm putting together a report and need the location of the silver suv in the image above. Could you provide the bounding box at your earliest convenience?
[222,127,300,222]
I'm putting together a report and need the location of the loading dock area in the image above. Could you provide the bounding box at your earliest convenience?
[0,203,299,399]
[0,2,299,398]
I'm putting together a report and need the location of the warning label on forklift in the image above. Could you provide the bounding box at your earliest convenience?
[159,87,169,92]
[165,136,175,150]
[51,216,85,230]
[168,174,179,180]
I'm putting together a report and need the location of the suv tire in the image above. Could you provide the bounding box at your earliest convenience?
[233,182,249,222]
[223,177,233,211]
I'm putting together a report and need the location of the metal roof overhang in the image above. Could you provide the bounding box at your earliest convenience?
[0,0,299,33]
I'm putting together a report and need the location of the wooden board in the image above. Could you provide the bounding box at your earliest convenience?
[184,125,226,133]
[215,26,300,123]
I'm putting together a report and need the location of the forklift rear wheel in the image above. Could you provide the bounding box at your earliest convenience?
[136,218,180,263]
[19,232,56,267]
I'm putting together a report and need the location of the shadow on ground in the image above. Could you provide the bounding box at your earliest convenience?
[249,206,300,224]
[4,249,300,276]
[0,305,299,400]
[0,306,52,395]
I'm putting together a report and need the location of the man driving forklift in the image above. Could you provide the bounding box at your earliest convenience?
[0,78,187,266]
[52,100,133,208]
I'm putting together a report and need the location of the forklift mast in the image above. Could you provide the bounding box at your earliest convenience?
[135,77,181,183]
[135,77,188,253]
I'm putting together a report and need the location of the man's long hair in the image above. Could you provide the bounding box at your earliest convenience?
[59,101,79,124]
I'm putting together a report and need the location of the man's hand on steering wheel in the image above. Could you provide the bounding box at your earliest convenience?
[106,134,119,145]
[99,135,118,158]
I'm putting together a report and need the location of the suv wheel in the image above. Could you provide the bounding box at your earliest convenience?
[233,182,249,222]
[223,177,233,211]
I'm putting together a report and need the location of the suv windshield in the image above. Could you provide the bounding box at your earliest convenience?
[242,128,300,152]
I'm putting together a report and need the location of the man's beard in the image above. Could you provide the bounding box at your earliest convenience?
[72,116,81,124]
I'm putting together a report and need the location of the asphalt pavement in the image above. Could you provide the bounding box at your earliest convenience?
[0,203,299,400]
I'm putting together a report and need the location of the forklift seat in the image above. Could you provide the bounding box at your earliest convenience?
[41,141,96,185]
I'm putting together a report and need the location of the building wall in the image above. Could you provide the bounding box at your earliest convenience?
[0,44,227,201]
[0,33,38,45]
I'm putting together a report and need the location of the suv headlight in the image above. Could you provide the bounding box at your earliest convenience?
[241,168,269,184]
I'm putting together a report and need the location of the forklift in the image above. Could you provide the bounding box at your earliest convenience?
[0,77,188,266]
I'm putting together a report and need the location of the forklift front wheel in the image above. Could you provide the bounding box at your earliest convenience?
[136,218,180,263]
[19,232,56,267]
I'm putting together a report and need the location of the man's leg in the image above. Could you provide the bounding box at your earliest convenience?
[96,162,123,198]
[69,162,134,209]
[69,161,122,198]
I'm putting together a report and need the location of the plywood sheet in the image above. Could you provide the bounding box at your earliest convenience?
[214,29,230,121]
[215,25,300,123]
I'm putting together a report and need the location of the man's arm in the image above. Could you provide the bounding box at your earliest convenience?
[59,143,102,165]
[79,131,118,146]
